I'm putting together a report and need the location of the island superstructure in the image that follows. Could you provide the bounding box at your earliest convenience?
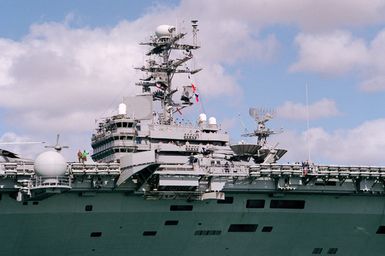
[0,22,385,256]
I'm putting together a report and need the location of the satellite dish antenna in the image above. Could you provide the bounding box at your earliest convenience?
[44,134,69,152]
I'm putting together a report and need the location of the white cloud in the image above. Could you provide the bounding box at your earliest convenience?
[0,23,144,120]
[274,119,385,165]
[359,29,385,91]
[289,28,385,92]
[360,76,385,91]
[0,132,44,160]
[0,132,31,144]
[277,98,340,120]
[180,0,385,32]
[0,39,24,86]
[193,19,279,64]
[289,31,368,75]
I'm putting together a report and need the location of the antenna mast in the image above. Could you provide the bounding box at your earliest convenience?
[136,21,202,125]
[305,83,311,162]
[191,20,199,46]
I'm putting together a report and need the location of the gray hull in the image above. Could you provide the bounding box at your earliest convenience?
[2,192,385,256]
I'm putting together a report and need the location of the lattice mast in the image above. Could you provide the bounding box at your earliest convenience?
[136,21,202,124]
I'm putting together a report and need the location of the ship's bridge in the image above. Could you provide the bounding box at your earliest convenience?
[91,115,140,162]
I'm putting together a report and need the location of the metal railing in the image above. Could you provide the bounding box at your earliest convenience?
[0,162,34,176]
[69,162,121,175]
[249,163,385,178]
[31,176,71,189]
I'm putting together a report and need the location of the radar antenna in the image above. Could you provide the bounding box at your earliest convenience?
[242,108,281,146]
[44,134,69,152]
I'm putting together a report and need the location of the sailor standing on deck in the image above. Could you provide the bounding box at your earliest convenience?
[82,150,89,163]
[77,150,89,163]
[77,150,82,163]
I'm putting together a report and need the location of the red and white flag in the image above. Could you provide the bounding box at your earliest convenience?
[191,83,197,93]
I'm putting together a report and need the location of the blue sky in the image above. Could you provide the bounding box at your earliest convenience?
[1,0,178,39]
[1,0,385,165]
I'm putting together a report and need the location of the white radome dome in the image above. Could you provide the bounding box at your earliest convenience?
[208,117,217,125]
[118,103,127,115]
[198,113,207,123]
[34,151,67,176]
[155,25,175,38]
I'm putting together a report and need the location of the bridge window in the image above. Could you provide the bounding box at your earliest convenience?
[312,248,323,254]
[270,200,305,209]
[228,224,258,232]
[164,220,179,226]
[170,205,193,211]
[90,232,102,237]
[143,231,157,236]
[376,226,385,234]
[246,199,265,208]
[261,226,273,232]
[194,230,221,236]
[327,248,338,254]
[315,181,336,186]
[217,196,234,204]
[85,205,93,211]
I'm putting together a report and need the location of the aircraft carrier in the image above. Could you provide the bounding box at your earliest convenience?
[1,22,385,256]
